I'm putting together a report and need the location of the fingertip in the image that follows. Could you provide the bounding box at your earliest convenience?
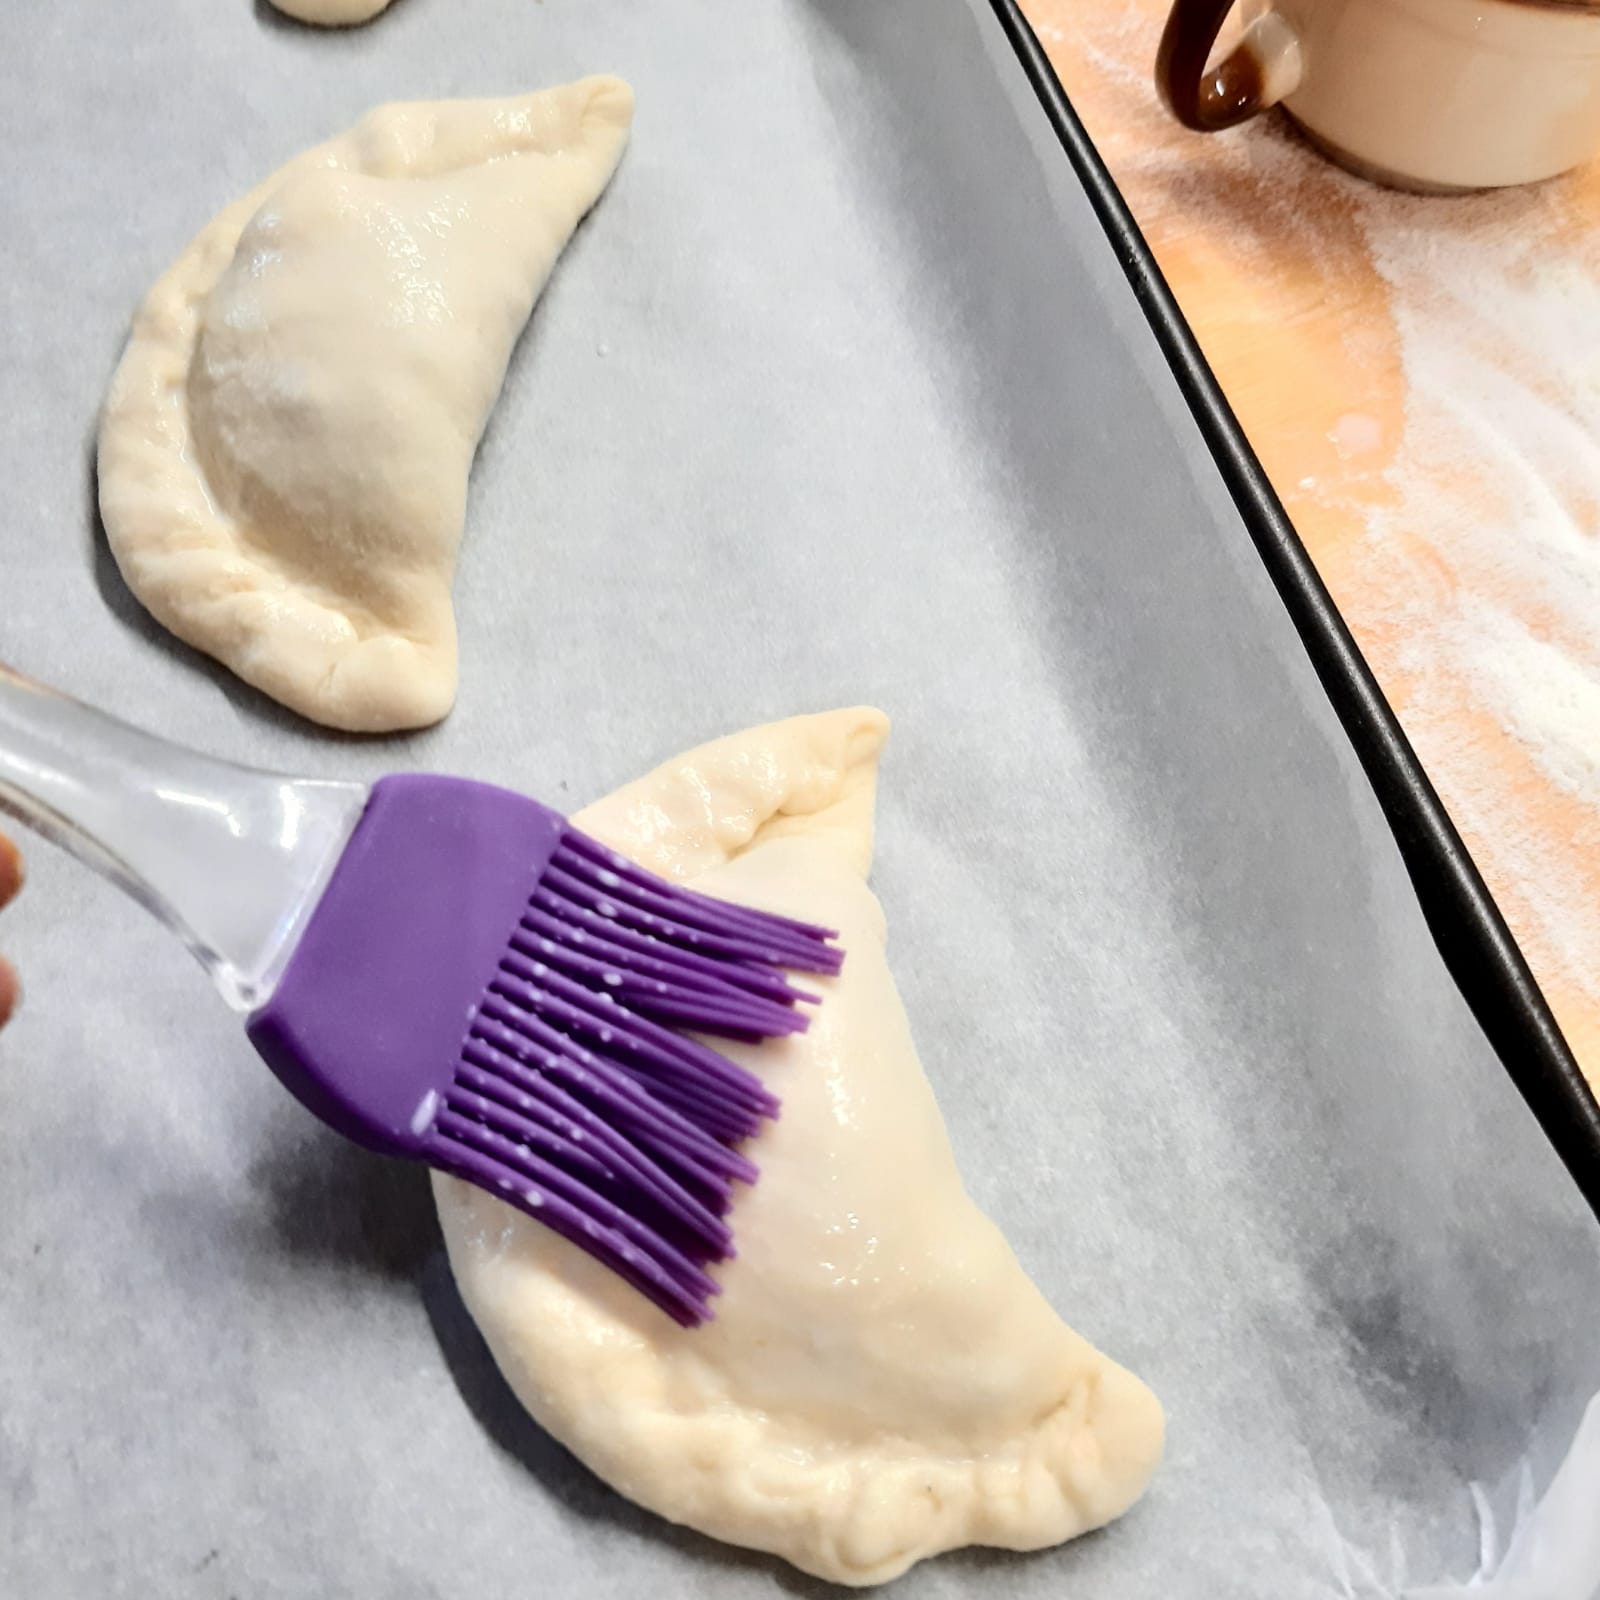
[0,956,17,1031]
[0,833,21,911]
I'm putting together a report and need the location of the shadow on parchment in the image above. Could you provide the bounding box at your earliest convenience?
[247,1115,442,1280]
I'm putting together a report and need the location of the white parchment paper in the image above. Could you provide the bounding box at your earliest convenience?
[1,1,1597,1594]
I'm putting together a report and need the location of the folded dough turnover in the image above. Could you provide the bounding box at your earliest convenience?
[434,709,1164,1586]
[98,80,632,731]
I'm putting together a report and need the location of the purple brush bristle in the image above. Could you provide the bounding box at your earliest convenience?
[247,774,841,1326]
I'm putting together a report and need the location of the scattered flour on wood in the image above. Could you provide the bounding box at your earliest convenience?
[1356,191,1600,1003]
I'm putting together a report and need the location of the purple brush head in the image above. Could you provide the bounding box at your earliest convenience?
[247,775,841,1326]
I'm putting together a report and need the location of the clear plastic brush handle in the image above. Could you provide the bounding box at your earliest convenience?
[0,665,367,1011]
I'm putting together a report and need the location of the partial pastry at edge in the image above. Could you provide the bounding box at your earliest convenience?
[267,0,397,26]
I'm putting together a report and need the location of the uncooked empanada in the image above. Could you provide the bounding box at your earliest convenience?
[268,0,396,25]
[434,709,1164,1586]
[98,80,632,731]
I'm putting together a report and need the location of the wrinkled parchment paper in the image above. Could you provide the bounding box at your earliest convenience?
[2,1,1597,1594]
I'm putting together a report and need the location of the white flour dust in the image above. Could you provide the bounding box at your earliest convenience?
[1357,194,1600,1005]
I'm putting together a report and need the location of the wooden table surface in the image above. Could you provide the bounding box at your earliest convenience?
[1024,0,1600,1085]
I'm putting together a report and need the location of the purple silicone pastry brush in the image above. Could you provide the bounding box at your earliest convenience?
[0,666,841,1325]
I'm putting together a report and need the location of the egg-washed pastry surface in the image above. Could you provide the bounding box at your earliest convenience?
[98,79,632,732]
[434,708,1164,1586]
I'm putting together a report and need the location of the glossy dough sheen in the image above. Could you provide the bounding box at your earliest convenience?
[97,80,632,731]
[433,710,1165,1586]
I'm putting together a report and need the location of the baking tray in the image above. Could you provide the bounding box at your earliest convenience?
[2,1,1598,1595]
